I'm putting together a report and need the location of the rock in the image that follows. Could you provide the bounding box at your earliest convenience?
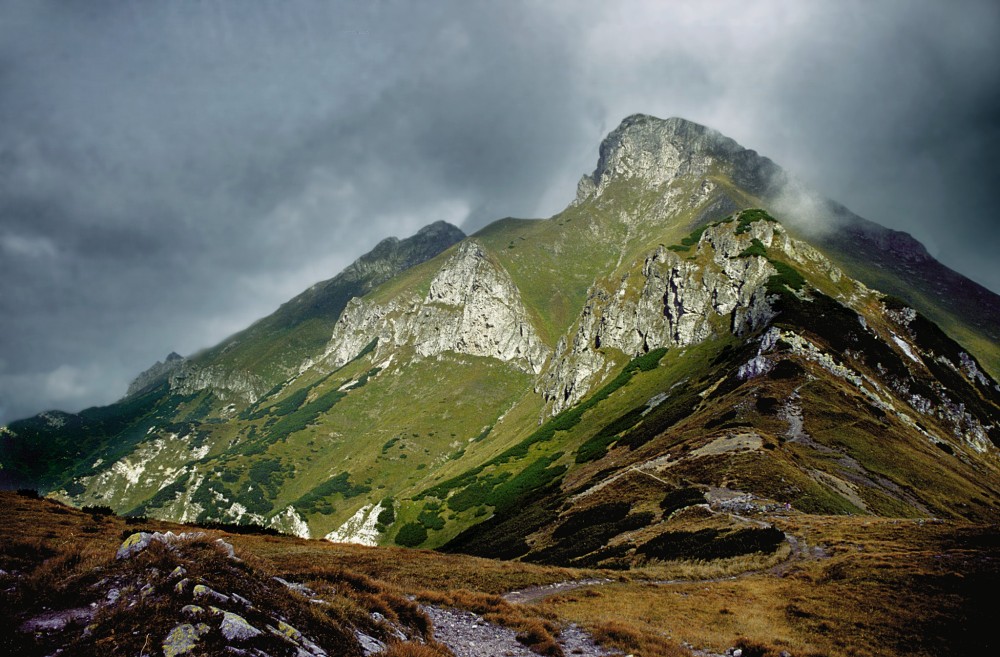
[181,604,205,617]
[193,584,230,604]
[354,630,386,655]
[116,531,208,559]
[170,566,187,579]
[267,506,311,539]
[320,240,550,375]
[215,538,237,559]
[539,219,778,414]
[231,592,253,608]
[126,352,186,398]
[116,532,155,559]
[218,610,262,642]
[273,577,313,596]
[163,622,209,657]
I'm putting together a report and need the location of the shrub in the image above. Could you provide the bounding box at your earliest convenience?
[660,487,706,516]
[395,522,428,547]
[739,238,768,258]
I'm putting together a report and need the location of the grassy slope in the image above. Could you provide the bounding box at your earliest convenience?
[3,491,997,657]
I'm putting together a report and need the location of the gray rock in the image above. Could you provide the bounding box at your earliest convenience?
[162,622,209,657]
[215,538,237,559]
[115,532,155,559]
[218,610,262,642]
[321,240,550,375]
[193,584,230,604]
[539,217,780,414]
[354,630,386,656]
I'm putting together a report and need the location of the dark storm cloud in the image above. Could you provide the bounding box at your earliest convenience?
[1,0,998,423]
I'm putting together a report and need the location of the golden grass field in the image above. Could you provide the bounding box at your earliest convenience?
[1,491,996,656]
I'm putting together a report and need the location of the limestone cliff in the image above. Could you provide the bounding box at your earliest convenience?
[318,240,550,374]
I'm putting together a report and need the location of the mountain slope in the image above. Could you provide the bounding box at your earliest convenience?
[0,221,464,490]
[2,116,998,565]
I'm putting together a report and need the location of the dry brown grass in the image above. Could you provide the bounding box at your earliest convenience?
[375,641,454,657]
[589,620,690,657]
[539,515,1000,657]
[234,535,582,594]
[2,493,995,657]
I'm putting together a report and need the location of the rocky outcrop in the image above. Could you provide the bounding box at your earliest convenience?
[167,363,267,404]
[576,114,782,204]
[126,352,185,397]
[319,240,550,374]
[539,216,779,413]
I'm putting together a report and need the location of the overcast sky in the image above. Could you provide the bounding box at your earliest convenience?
[1,0,998,424]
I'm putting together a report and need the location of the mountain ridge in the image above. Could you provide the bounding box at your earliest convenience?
[1,115,998,563]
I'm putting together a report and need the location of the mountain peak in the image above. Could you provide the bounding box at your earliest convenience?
[577,113,781,203]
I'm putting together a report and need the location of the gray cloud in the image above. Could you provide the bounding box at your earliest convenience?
[1,0,998,422]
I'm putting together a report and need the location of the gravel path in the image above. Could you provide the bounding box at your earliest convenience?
[422,604,621,657]
[502,578,611,605]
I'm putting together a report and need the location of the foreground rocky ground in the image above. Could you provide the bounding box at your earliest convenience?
[2,491,997,656]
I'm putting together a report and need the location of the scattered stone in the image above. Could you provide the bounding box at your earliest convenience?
[231,592,253,608]
[354,630,386,655]
[170,566,188,579]
[273,576,313,596]
[116,531,208,560]
[19,607,94,633]
[559,623,622,656]
[162,622,209,657]
[181,605,205,617]
[175,578,190,594]
[140,583,155,598]
[106,588,121,604]
[193,583,230,604]
[215,538,237,559]
[218,610,263,642]
[116,532,155,559]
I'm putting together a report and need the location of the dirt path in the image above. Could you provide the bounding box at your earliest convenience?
[502,578,611,605]
[422,604,621,657]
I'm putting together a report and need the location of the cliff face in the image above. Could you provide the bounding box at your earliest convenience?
[320,240,549,374]
[126,352,185,397]
[539,217,782,413]
[576,114,782,205]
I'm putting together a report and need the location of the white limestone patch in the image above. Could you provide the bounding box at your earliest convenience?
[890,334,920,363]
[268,506,311,539]
[325,502,385,546]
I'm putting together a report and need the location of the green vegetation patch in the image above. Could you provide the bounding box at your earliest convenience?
[659,487,707,516]
[766,259,806,294]
[294,472,372,515]
[267,387,347,440]
[734,208,777,234]
[417,348,668,503]
[738,238,768,258]
[637,526,785,561]
[395,521,428,547]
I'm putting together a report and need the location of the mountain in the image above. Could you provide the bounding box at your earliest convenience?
[2,115,999,568]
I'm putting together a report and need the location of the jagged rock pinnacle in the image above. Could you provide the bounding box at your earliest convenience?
[576,114,782,203]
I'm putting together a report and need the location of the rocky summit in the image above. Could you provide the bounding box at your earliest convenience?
[1,114,999,562]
